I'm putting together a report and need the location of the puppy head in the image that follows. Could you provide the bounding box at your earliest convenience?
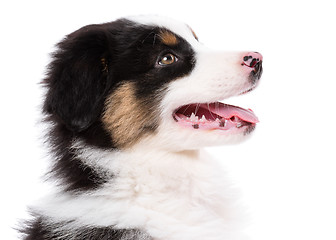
[44,16,262,151]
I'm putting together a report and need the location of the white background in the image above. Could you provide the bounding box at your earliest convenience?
[1,0,335,239]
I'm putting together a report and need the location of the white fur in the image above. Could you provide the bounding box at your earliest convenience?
[35,141,247,240]
[154,50,255,151]
[127,15,200,50]
[126,15,256,150]
[33,16,257,240]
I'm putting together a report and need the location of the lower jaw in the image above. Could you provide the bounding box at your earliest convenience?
[175,120,256,135]
[243,124,256,135]
[213,124,256,135]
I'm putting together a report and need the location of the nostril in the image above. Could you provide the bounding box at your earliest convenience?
[242,52,263,68]
[250,58,258,68]
[243,55,253,62]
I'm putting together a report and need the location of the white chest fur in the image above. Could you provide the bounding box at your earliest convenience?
[36,144,246,240]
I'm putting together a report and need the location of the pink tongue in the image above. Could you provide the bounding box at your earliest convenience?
[207,103,259,123]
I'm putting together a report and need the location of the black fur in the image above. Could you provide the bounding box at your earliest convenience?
[45,120,111,191]
[21,18,196,240]
[43,18,195,193]
[21,215,152,240]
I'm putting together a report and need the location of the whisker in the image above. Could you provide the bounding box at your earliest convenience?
[153,34,157,46]
[182,104,192,115]
[141,31,155,44]
[195,103,200,116]
[215,102,219,115]
[207,103,216,120]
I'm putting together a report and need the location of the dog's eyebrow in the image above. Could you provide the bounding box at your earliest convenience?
[158,30,178,46]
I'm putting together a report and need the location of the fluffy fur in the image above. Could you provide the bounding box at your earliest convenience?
[21,15,262,240]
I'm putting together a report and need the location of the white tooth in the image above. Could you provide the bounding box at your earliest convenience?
[190,113,197,122]
[201,115,206,122]
[236,122,242,128]
[215,118,220,122]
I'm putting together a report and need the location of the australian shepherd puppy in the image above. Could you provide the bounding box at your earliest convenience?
[21,15,263,240]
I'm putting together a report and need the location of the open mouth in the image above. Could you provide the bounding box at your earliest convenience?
[173,102,258,131]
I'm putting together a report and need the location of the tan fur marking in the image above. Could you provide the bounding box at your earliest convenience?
[159,30,178,46]
[102,82,159,148]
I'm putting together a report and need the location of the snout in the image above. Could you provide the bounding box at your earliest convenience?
[242,52,263,84]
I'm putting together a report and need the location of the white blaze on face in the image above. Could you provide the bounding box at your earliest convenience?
[127,15,258,150]
[163,50,253,111]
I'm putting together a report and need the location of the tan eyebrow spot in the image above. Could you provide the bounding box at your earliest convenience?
[159,30,178,46]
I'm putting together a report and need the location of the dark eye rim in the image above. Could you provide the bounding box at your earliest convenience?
[157,52,179,66]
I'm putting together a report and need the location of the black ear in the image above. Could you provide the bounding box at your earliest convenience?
[44,24,112,132]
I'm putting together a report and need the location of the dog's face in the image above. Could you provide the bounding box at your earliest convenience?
[44,15,262,151]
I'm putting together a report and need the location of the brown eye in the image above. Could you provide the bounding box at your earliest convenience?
[158,53,178,65]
